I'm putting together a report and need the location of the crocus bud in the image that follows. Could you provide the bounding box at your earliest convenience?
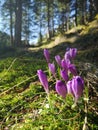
[72,76,84,102]
[66,80,74,96]
[68,64,77,76]
[55,55,61,66]
[55,80,67,98]
[48,63,56,77]
[66,58,71,66]
[44,49,50,63]
[61,59,69,72]
[64,51,71,60]
[60,69,69,81]
[37,69,49,93]
[69,48,77,59]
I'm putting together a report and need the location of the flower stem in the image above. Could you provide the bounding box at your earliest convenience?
[83,98,89,130]
[47,93,53,113]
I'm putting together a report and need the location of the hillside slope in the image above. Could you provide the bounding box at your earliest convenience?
[29,15,98,65]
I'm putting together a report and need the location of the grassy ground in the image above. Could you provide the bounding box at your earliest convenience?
[0,16,98,130]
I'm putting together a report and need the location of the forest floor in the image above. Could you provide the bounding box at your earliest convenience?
[0,16,98,130]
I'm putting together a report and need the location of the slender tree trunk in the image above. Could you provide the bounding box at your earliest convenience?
[39,1,42,42]
[66,3,70,31]
[9,0,13,46]
[51,0,54,37]
[25,6,30,45]
[47,0,51,40]
[14,0,22,47]
[75,0,78,26]
[66,16,69,31]
[94,0,98,14]
[52,15,54,36]
[39,18,42,42]
[81,0,87,24]
[89,0,94,21]
[61,10,65,32]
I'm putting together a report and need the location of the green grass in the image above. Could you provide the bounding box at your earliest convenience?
[0,47,98,130]
[0,49,47,129]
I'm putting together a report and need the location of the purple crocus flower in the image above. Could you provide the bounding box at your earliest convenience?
[37,69,49,94]
[66,58,71,66]
[69,48,77,59]
[60,69,69,81]
[55,55,61,66]
[44,49,50,63]
[61,59,69,72]
[72,76,84,102]
[64,51,71,60]
[68,64,77,76]
[66,80,74,96]
[55,80,67,98]
[67,76,84,103]
[48,63,56,77]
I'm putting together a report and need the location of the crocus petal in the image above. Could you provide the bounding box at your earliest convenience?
[61,59,69,71]
[44,49,50,63]
[66,80,74,96]
[37,69,49,93]
[64,51,71,60]
[60,69,69,81]
[66,58,71,67]
[55,55,61,66]
[48,63,56,77]
[68,64,77,76]
[69,48,77,59]
[55,80,67,98]
[72,76,84,101]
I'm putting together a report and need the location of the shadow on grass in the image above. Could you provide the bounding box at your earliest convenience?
[0,46,44,61]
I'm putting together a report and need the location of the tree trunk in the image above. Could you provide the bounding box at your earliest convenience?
[39,1,42,43]
[51,0,55,37]
[52,15,54,37]
[9,0,13,46]
[14,0,22,47]
[75,0,78,26]
[81,0,86,24]
[94,0,98,14]
[39,19,42,42]
[66,16,69,31]
[66,3,70,31]
[89,0,95,21]
[47,0,51,40]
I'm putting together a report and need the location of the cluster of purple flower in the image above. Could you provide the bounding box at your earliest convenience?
[37,48,84,104]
